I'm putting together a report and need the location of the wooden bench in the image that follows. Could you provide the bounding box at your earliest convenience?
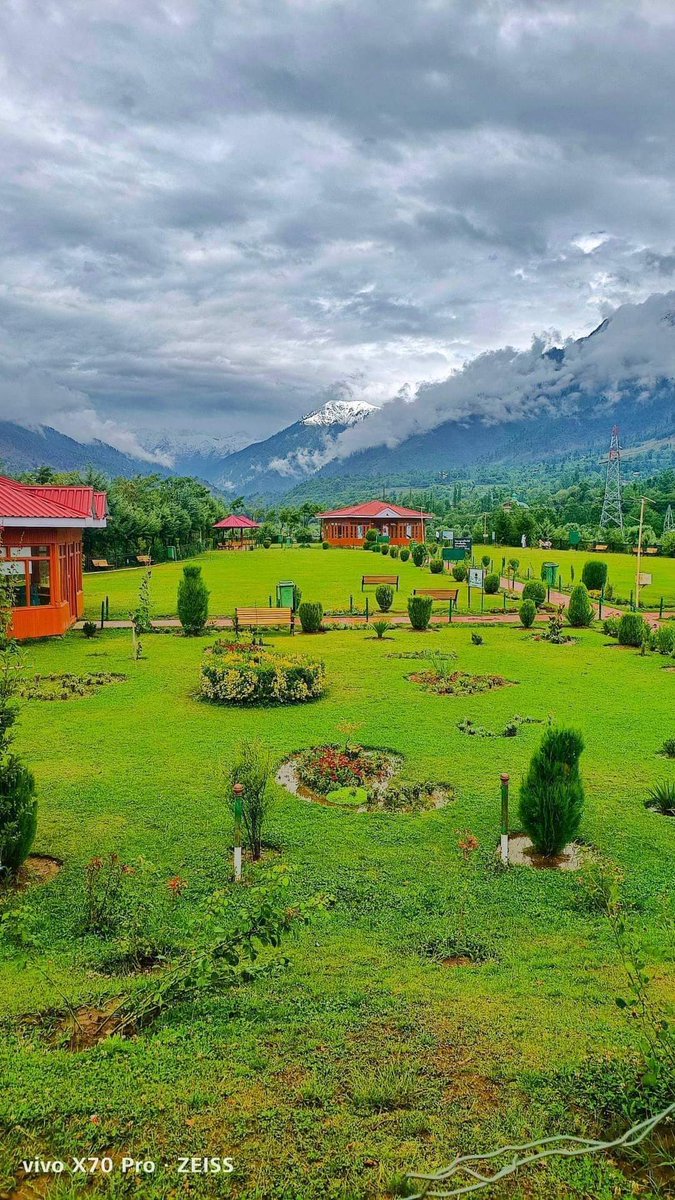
[136,555,152,566]
[91,559,112,570]
[632,546,659,556]
[591,544,608,552]
[234,607,295,634]
[361,574,399,590]
[413,588,459,602]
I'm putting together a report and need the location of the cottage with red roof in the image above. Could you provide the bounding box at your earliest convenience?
[0,477,107,640]
[317,501,434,547]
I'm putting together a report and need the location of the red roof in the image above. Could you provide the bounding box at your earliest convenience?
[0,477,108,526]
[317,501,434,520]
[214,514,260,529]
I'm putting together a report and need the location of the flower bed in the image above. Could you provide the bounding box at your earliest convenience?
[296,744,392,794]
[18,672,127,701]
[408,669,512,697]
[200,642,325,705]
[277,744,453,813]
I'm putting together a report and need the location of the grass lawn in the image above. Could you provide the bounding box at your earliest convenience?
[0,620,673,1198]
[83,544,675,622]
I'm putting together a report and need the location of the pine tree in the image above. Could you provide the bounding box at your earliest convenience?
[177,565,209,635]
[519,728,585,856]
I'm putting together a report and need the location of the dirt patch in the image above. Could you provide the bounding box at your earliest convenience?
[25,998,134,1051]
[408,669,515,697]
[507,833,584,871]
[4,854,62,892]
[440,955,474,968]
[5,1172,52,1200]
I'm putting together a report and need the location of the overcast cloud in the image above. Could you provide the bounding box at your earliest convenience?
[2,0,675,460]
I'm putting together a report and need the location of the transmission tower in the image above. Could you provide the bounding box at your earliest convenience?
[600,425,624,530]
[664,503,674,534]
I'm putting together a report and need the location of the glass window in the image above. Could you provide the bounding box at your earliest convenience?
[1,561,28,606]
[29,559,51,606]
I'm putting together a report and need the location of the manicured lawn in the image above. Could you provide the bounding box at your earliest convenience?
[0,621,673,1197]
[83,544,675,622]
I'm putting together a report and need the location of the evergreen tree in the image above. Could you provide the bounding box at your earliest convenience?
[177,565,209,635]
[519,728,585,856]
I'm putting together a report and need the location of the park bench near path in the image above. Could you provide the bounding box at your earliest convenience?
[136,555,152,566]
[361,574,399,590]
[234,606,295,634]
[413,586,460,621]
[91,558,112,570]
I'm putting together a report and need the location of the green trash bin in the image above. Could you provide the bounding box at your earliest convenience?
[276,581,295,608]
[569,530,581,548]
[541,562,559,587]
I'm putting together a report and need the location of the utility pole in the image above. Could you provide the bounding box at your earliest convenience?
[635,497,646,611]
[600,425,624,530]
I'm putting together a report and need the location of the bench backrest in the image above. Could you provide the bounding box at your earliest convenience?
[413,588,459,600]
[136,555,152,565]
[362,575,399,587]
[235,607,294,627]
[91,559,110,568]
[593,544,608,551]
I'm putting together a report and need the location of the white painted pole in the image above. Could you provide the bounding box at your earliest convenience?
[233,782,244,881]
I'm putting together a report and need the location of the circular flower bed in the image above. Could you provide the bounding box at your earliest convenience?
[277,743,453,813]
[200,639,325,706]
[408,668,513,697]
[18,672,127,701]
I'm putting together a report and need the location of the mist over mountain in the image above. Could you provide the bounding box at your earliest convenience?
[0,422,174,479]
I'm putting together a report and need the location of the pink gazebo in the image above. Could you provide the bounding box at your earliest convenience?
[213,513,260,550]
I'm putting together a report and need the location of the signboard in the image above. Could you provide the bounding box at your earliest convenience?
[442,529,454,541]
[454,536,472,554]
[442,548,465,562]
[468,567,485,588]
[639,572,652,586]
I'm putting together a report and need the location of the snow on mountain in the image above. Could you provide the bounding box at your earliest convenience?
[301,399,377,427]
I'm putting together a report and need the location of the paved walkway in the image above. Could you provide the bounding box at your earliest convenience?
[499,577,663,623]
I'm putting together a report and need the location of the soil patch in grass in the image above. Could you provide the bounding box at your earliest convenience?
[507,833,584,871]
[408,669,514,696]
[3,854,62,892]
[18,672,126,700]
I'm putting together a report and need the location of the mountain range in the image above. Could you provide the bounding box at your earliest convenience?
[2,291,675,496]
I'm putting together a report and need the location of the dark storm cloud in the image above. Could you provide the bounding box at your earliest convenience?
[1,0,675,459]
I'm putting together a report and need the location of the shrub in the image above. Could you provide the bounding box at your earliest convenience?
[411,544,427,567]
[408,595,433,631]
[263,540,271,549]
[0,756,37,873]
[429,559,444,575]
[519,599,536,628]
[602,617,620,638]
[298,601,323,633]
[371,620,392,640]
[481,555,491,568]
[661,531,675,556]
[451,563,467,582]
[375,585,394,613]
[389,546,399,559]
[519,728,585,856]
[177,565,209,635]
[508,558,520,574]
[228,740,273,860]
[644,782,675,817]
[322,541,330,550]
[618,612,647,647]
[660,738,675,758]
[380,544,390,555]
[522,580,546,607]
[399,548,410,562]
[568,583,594,628]
[484,573,499,594]
[365,529,377,543]
[654,624,675,655]
[581,560,608,591]
[296,529,312,544]
[82,621,98,638]
[201,646,325,706]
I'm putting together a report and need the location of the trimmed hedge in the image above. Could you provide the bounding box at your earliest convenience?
[399,548,410,562]
[519,599,536,628]
[0,756,37,872]
[408,595,433,630]
[452,563,467,582]
[522,580,546,607]
[411,544,427,567]
[581,560,608,591]
[568,583,594,628]
[375,585,394,612]
[298,602,323,633]
[429,559,444,575]
[618,612,647,647]
[484,573,499,594]
[201,645,325,705]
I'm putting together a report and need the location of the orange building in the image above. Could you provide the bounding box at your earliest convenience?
[317,501,434,547]
[0,477,107,640]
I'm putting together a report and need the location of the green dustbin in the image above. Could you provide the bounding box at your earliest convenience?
[541,562,559,586]
[569,530,581,547]
[276,581,295,608]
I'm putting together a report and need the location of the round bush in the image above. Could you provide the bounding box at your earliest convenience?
[375,584,394,612]
[0,756,37,872]
[522,580,546,607]
[298,601,323,633]
[618,612,647,647]
[519,599,536,628]
[484,573,499,594]
[322,541,330,550]
[581,560,608,591]
[389,545,399,559]
[411,544,427,567]
[568,583,594,628]
[380,544,390,555]
[365,529,377,543]
[399,548,410,562]
[408,595,433,630]
[201,646,325,706]
[654,624,675,654]
[451,563,467,582]
[429,559,444,575]
[263,540,271,549]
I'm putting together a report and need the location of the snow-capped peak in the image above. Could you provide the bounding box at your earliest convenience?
[301,399,377,427]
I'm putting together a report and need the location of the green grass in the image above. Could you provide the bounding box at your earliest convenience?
[84,543,675,623]
[0,618,673,1197]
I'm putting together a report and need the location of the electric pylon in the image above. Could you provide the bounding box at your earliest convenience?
[664,504,674,534]
[600,425,624,530]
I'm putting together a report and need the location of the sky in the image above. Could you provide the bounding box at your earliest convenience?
[2,0,675,464]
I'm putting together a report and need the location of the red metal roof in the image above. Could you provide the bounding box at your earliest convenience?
[317,501,434,520]
[214,514,260,529]
[0,477,107,524]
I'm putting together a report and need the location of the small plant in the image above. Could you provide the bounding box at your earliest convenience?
[654,624,675,655]
[429,559,443,574]
[471,632,483,645]
[542,608,567,643]
[322,541,330,549]
[581,560,608,591]
[508,557,520,574]
[519,599,536,628]
[380,544,390,556]
[602,616,620,638]
[411,544,427,567]
[0,756,37,874]
[519,727,585,856]
[365,529,377,543]
[263,540,271,549]
[177,565,209,635]
[399,548,410,562]
[371,620,393,640]
[451,563,467,582]
[82,621,98,639]
[659,737,675,758]
[484,573,499,594]
[375,584,394,612]
[568,583,594,628]
[389,545,399,559]
[228,740,274,859]
[522,579,546,607]
[481,555,491,568]
[618,612,647,647]
[644,782,675,817]
[298,601,323,633]
[407,595,433,631]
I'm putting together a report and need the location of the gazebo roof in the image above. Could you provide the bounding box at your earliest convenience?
[317,501,434,520]
[213,514,260,529]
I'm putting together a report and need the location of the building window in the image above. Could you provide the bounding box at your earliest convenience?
[357,524,363,538]
[1,546,52,607]
[406,524,412,537]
